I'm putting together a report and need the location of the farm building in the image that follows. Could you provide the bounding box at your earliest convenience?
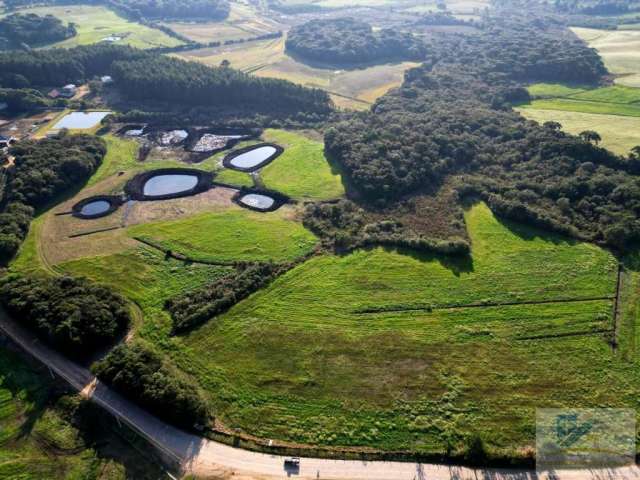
[0,135,16,149]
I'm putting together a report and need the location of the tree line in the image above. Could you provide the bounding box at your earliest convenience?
[320,13,640,251]
[286,18,427,67]
[0,133,106,263]
[0,44,331,116]
[0,13,76,50]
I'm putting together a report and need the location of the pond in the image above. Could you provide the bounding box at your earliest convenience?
[229,146,277,170]
[239,193,275,211]
[80,200,111,216]
[53,111,111,130]
[143,174,199,197]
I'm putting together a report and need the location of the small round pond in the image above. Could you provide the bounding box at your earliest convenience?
[239,193,276,211]
[80,200,111,217]
[143,174,199,197]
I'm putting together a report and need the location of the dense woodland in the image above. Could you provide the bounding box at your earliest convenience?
[0,275,130,358]
[554,0,639,14]
[0,134,105,263]
[286,18,427,66]
[0,13,76,49]
[320,14,640,250]
[93,343,209,430]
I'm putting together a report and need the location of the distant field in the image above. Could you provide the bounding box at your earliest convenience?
[164,3,283,44]
[572,27,640,87]
[127,207,317,263]
[518,108,640,155]
[260,129,345,200]
[520,83,640,154]
[177,202,628,455]
[177,36,418,110]
[2,5,183,49]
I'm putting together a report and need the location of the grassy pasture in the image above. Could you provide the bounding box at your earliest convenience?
[521,97,640,117]
[260,129,345,200]
[214,167,254,187]
[176,202,627,455]
[163,3,284,44]
[572,27,640,88]
[2,5,182,49]
[126,206,318,264]
[527,83,587,98]
[177,36,418,110]
[518,108,640,155]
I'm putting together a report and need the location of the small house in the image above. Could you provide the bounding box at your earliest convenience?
[0,135,16,149]
[60,84,77,98]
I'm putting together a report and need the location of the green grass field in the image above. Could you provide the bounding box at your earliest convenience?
[260,129,345,200]
[214,168,254,188]
[518,108,640,155]
[172,202,630,456]
[2,5,183,49]
[126,207,318,264]
[521,98,640,117]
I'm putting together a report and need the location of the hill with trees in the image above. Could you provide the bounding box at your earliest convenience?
[286,18,427,67]
[320,15,640,251]
[0,13,76,49]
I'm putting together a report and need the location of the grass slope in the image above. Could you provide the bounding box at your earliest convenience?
[126,207,317,264]
[523,98,640,117]
[177,202,624,456]
[3,5,183,49]
[260,129,345,200]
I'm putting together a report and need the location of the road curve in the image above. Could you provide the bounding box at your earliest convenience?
[1,309,639,480]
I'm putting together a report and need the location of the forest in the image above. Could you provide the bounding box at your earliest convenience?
[0,275,130,358]
[553,0,640,14]
[0,13,76,49]
[0,44,331,116]
[93,343,209,430]
[0,134,106,263]
[321,14,640,250]
[286,18,427,67]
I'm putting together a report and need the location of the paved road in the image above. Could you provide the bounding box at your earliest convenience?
[1,309,639,480]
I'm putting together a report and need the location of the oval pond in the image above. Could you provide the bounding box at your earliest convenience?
[80,200,111,216]
[143,174,199,197]
[239,193,275,210]
[229,146,277,170]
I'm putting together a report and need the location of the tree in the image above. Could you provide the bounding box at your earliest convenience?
[579,130,602,145]
[543,121,562,132]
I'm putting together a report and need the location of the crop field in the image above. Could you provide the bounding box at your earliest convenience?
[2,5,183,49]
[572,27,640,88]
[163,3,284,44]
[172,202,634,455]
[520,83,640,154]
[127,206,317,264]
[260,129,345,200]
[518,108,640,155]
[177,36,418,110]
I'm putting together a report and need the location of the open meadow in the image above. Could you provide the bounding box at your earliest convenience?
[572,26,640,88]
[1,5,183,49]
[168,202,638,456]
[177,36,418,110]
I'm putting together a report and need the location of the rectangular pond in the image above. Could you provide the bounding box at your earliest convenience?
[53,111,111,130]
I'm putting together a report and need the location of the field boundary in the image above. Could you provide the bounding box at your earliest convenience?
[354,295,615,314]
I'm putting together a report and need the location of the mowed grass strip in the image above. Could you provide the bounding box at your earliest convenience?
[260,129,345,200]
[176,203,622,454]
[4,5,183,49]
[126,207,318,263]
[523,98,640,117]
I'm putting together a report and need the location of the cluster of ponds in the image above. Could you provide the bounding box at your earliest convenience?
[73,143,285,219]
